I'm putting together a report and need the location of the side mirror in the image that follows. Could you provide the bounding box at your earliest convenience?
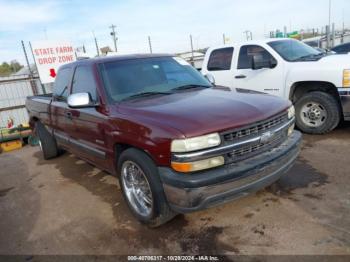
[204,74,216,85]
[252,55,277,70]
[67,93,95,108]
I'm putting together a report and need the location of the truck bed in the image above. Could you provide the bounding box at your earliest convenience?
[26,94,53,127]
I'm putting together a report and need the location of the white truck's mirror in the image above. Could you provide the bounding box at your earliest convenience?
[252,55,277,70]
[67,93,95,108]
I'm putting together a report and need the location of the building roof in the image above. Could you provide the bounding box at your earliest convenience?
[11,64,37,76]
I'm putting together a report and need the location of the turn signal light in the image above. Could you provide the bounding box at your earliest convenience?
[171,156,225,173]
[343,69,350,87]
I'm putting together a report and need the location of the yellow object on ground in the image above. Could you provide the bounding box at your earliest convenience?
[0,140,22,152]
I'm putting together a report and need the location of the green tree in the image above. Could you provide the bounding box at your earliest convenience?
[0,60,24,76]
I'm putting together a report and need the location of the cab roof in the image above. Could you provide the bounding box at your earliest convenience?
[61,53,174,69]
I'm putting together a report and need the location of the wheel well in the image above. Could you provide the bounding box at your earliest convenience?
[114,143,157,171]
[29,116,40,128]
[115,143,131,166]
[289,81,339,103]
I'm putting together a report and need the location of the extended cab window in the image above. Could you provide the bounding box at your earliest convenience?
[71,66,97,101]
[207,47,233,71]
[238,45,275,69]
[53,68,71,100]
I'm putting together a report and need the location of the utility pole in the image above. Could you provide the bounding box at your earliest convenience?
[243,30,252,41]
[109,24,118,52]
[148,36,153,53]
[342,9,345,34]
[332,23,335,48]
[223,33,226,44]
[328,0,332,49]
[326,25,330,49]
[92,31,100,56]
[190,34,194,66]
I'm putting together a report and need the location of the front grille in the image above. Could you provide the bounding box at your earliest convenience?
[221,112,289,164]
[223,113,288,142]
[226,131,286,164]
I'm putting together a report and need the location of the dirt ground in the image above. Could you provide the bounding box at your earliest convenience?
[0,125,350,256]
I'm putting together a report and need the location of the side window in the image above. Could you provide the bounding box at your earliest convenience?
[207,47,234,71]
[238,45,276,69]
[71,66,97,101]
[53,68,71,100]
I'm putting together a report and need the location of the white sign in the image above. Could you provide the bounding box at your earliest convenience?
[31,41,76,84]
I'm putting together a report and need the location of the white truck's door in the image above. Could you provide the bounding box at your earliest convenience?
[202,46,235,87]
[232,44,285,98]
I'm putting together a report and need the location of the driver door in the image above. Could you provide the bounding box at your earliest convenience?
[233,45,285,97]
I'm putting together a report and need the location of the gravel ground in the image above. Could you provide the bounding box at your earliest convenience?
[0,125,349,256]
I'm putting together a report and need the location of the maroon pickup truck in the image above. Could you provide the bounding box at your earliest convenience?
[26,54,301,227]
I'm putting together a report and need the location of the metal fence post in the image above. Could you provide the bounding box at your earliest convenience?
[21,40,38,95]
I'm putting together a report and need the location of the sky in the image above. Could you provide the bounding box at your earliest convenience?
[0,0,349,64]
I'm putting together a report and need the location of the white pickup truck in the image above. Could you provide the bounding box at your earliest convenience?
[201,38,350,134]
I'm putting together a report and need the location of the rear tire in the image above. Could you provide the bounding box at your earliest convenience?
[295,91,340,134]
[35,122,58,160]
[117,148,176,227]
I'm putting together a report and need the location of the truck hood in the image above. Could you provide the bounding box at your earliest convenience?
[117,88,290,138]
[288,54,350,87]
[292,54,350,69]
[317,54,350,67]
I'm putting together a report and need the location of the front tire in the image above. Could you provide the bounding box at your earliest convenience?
[117,148,176,227]
[295,91,340,134]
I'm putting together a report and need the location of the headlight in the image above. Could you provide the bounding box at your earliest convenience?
[171,133,221,153]
[171,156,225,172]
[288,105,295,119]
[343,69,350,87]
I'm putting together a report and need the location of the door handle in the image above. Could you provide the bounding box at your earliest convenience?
[65,111,73,120]
[235,74,246,79]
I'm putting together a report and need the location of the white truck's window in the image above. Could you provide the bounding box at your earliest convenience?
[207,47,233,71]
[237,45,276,69]
[72,66,97,101]
[53,68,71,100]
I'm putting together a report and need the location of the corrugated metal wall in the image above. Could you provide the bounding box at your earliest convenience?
[0,75,52,127]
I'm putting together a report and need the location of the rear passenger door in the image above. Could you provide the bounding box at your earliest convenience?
[66,65,109,170]
[204,47,234,87]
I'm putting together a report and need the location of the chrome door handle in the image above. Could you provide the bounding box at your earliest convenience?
[235,74,246,79]
[65,111,73,120]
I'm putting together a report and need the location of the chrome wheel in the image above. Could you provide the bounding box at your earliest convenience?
[121,161,153,217]
[38,140,43,151]
[300,102,327,127]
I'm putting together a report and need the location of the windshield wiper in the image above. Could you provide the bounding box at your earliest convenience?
[122,91,172,101]
[171,84,210,91]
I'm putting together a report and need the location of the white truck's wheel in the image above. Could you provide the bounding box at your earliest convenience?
[295,91,340,134]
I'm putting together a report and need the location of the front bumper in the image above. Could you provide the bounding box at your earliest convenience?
[159,131,302,213]
[339,88,350,120]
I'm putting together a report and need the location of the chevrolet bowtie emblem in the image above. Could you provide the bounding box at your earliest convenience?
[260,131,273,144]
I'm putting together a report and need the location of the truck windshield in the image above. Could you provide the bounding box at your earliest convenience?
[268,40,323,62]
[99,56,211,102]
